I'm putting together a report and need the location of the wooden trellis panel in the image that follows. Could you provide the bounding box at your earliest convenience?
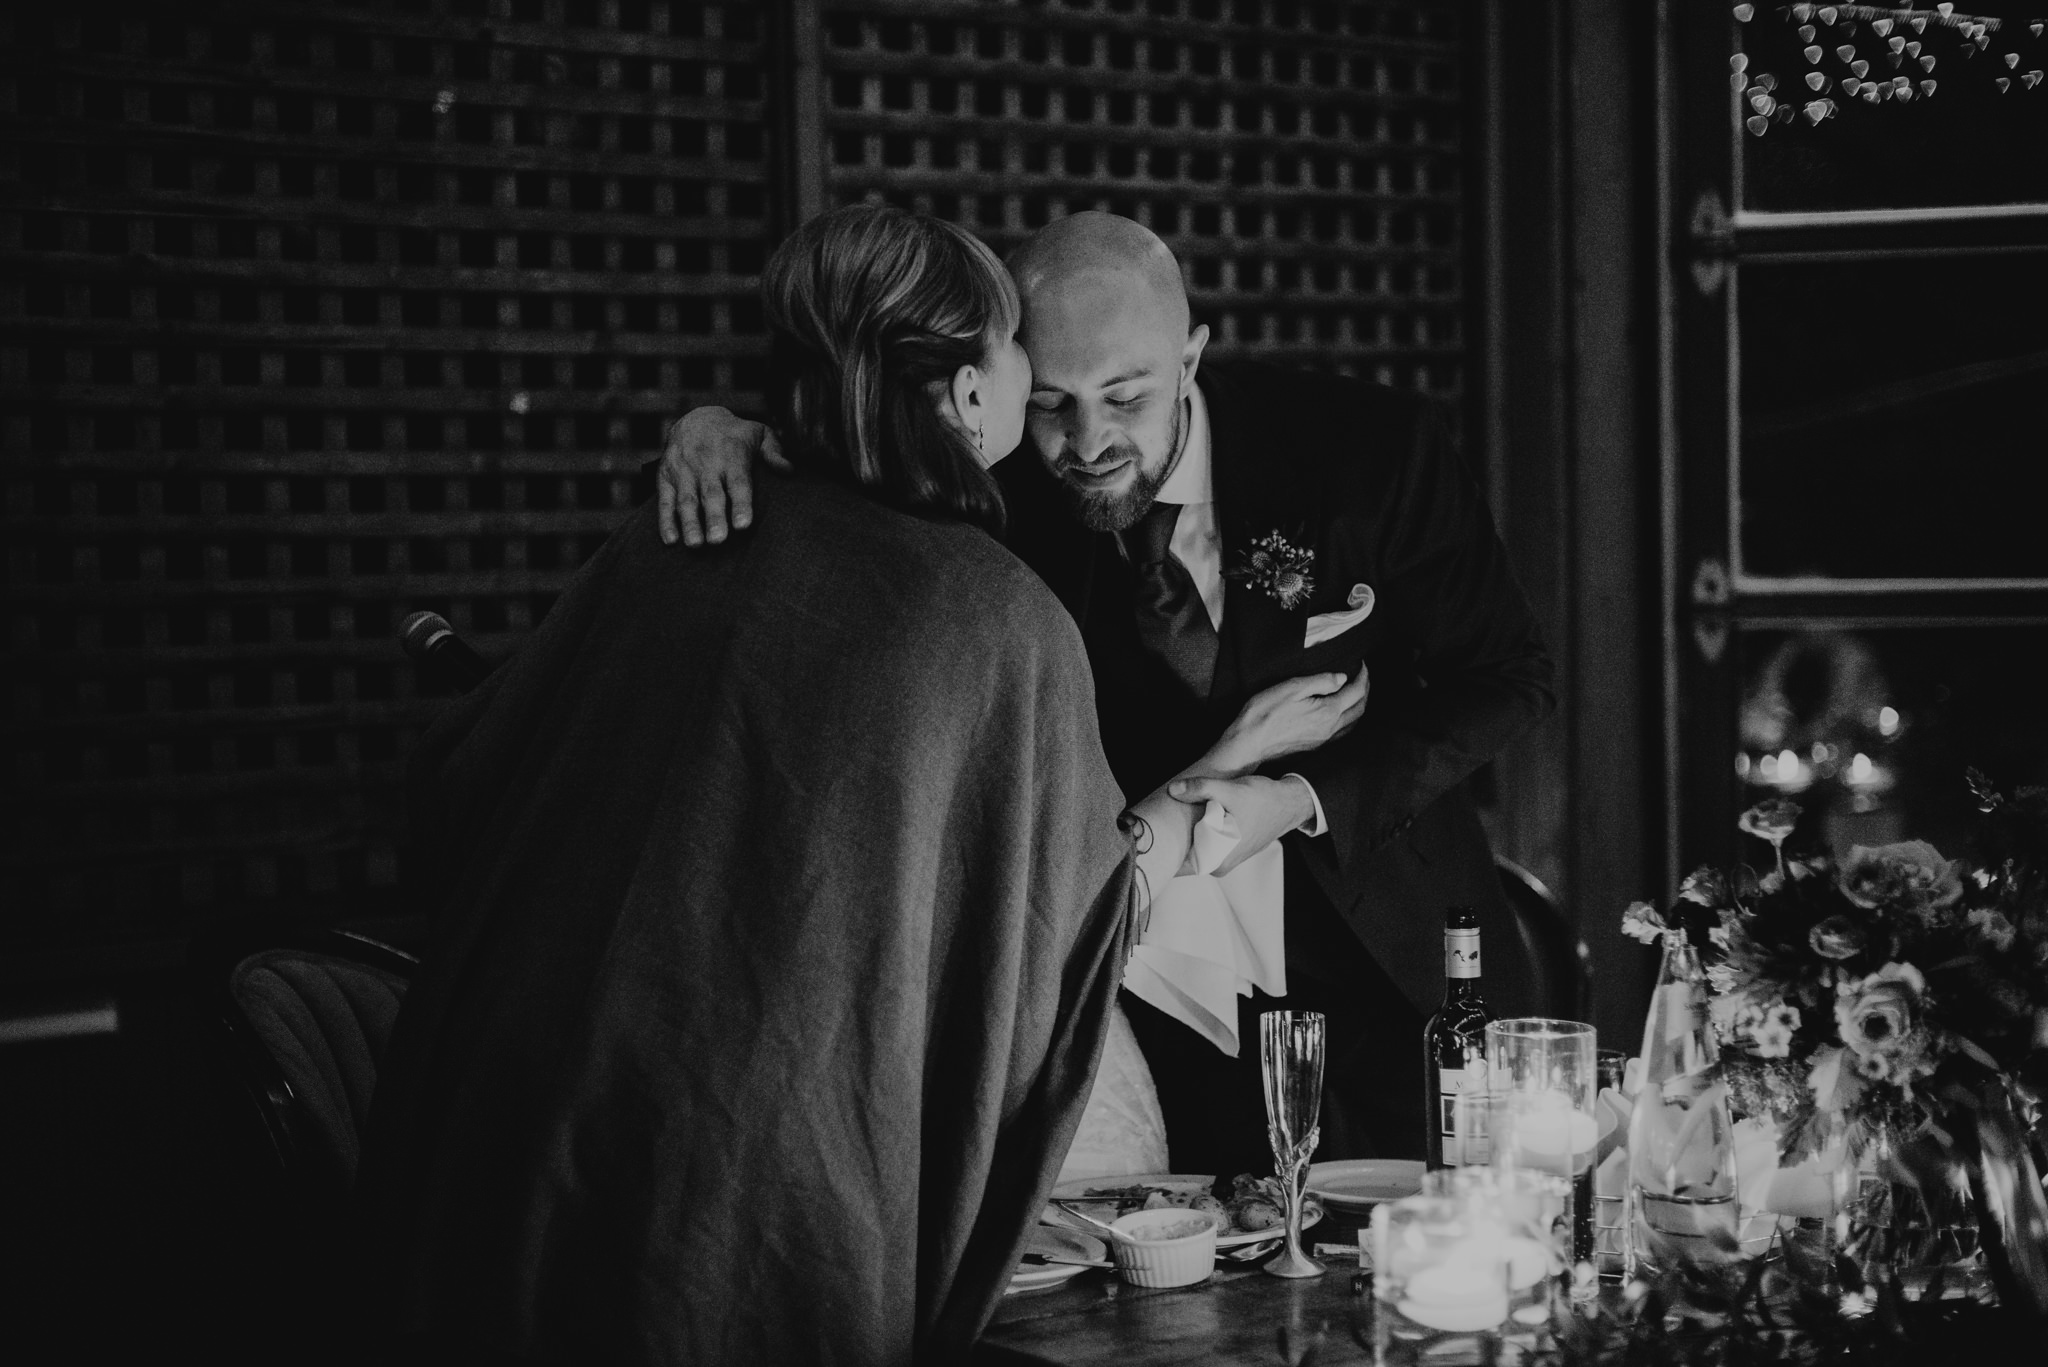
[2,0,1469,964]
[0,1,777,956]
[815,0,1467,392]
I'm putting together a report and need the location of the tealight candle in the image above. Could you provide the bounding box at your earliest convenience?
[1399,1253,1510,1333]
[1502,1096,1600,1176]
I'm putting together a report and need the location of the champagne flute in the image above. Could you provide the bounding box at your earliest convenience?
[1260,1009,1326,1279]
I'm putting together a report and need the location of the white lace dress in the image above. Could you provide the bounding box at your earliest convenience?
[1055,1000,1171,1183]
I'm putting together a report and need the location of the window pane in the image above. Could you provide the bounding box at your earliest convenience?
[1737,2,2048,212]
[1738,253,2048,580]
[1735,625,2048,856]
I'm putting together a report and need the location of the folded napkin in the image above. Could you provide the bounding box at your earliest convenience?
[1593,1085,1632,1168]
[1592,1071,1637,1198]
[1594,1145,1629,1201]
[1122,801,1286,1057]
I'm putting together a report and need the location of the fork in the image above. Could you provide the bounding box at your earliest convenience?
[1050,1200,1135,1243]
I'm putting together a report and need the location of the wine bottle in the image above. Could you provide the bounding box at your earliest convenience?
[1422,906,1492,1170]
[1625,927,1738,1274]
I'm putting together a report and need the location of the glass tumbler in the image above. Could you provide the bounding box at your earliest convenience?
[1484,1019,1598,1278]
[1593,1048,1630,1281]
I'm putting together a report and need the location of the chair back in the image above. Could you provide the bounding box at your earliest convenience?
[208,929,417,1200]
[1493,857,1593,1023]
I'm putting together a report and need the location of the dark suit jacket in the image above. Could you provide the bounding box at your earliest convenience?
[995,360,1554,1018]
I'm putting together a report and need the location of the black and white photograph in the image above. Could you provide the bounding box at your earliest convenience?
[4,1,2047,1362]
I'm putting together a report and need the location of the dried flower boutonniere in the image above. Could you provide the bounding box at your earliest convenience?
[1229,529,1317,611]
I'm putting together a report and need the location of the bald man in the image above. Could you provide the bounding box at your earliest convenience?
[654,212,1554,1177]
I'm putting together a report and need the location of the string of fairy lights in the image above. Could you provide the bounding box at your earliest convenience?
[1733,2,2045,133]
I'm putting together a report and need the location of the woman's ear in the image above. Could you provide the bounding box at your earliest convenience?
[947,362,986,454]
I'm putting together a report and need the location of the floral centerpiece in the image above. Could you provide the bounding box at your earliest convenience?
[1617,773,2048,1315]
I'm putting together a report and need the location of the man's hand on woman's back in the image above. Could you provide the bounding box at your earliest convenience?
[657,407,789,546]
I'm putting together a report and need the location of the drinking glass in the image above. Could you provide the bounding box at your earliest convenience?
[1260,1009,1326,1279]
[1593,1049,1630,1281]
[1485,1019,1598,1283]
[1421,1166,1562,1336]
[1370,1194,1511,1365]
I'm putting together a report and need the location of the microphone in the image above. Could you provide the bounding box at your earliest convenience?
[399,611,492,694]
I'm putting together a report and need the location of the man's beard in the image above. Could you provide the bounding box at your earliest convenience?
[1050,398,1184,533]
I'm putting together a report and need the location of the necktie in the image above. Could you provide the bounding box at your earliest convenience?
[1121,501,1219,699]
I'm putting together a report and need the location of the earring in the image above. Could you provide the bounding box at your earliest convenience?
[976,416,985,455]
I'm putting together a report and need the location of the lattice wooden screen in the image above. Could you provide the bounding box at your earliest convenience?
[816,0,1466,391]
[2,0,1467,961]
[0,2,777,954]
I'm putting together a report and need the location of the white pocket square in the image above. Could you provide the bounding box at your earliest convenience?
[1303,583,1375,648]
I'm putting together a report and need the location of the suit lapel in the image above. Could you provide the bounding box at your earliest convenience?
[1202,366,1316,702]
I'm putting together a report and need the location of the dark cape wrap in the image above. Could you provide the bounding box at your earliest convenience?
[356,476,1136,1366]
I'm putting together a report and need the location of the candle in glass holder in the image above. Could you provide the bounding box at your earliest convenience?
[1371,1195,1512,1365]
[1592,1049,1632,1280]
[1423,1166,1562,1333]
[1485,1019,1598,1273]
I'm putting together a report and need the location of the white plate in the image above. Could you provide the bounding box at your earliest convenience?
[1005,1225,1107,1295]
[1046,1173,1321,1248]
[1304,1158,1426,1211]
[1211,1203,1322,1248]
[1005,1262,1087,1294]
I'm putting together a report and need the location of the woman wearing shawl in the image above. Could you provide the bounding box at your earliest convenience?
[357,205,1321,1365]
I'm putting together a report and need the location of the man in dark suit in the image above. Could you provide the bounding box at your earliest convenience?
[656,212,1553,1180]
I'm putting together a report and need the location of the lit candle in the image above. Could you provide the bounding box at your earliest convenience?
[1503,1093,1599,1176]
[1399,1251,1510,1333]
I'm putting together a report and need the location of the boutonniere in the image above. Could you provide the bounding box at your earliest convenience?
[1228,529,1317,611]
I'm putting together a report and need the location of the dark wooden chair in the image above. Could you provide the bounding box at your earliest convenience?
[196,924,419,1205]
[187,923,422,1360]
[1492,855,1593,1023]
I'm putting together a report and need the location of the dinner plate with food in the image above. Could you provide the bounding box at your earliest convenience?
[1045,1173,1324,1248]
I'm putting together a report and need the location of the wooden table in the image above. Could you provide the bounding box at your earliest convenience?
[978,1214,1377,1366]
[978,1255,1374,1366]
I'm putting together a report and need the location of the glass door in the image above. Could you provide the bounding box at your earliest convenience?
[1669,1,2048,872]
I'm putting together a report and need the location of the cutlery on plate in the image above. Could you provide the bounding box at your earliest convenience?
[1050,1200,1135,1242]
[1020,1253,1115,1270]
[1218,1239,1283,1263]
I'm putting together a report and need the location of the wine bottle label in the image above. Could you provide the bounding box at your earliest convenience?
[1445,928,1481,979]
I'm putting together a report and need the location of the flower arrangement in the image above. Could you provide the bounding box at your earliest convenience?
[1619,772,2048,1314]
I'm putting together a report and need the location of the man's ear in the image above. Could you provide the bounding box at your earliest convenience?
[1179,323,1211,398]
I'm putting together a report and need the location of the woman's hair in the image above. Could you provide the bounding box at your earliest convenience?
[762,203,1015,533]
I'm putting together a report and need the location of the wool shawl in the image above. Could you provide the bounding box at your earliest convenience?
[357,474,1135,1365]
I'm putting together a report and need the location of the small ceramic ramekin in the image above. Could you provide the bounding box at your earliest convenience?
[1109,1208,1219,1288]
